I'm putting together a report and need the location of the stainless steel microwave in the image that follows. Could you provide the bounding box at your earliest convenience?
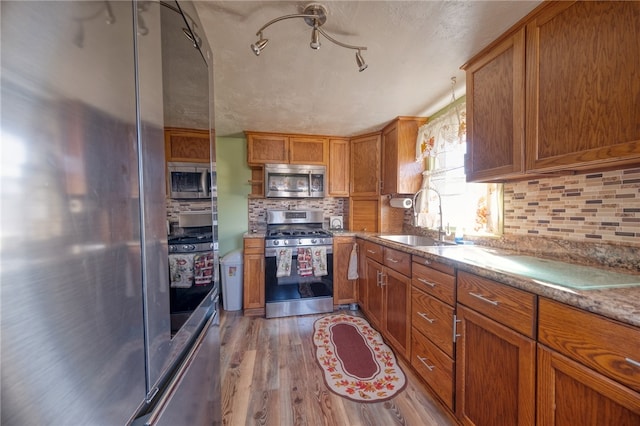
[167,162,216,199]
[264,164,326,198]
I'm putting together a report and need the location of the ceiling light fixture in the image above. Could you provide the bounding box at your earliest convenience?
[250,3,368,72]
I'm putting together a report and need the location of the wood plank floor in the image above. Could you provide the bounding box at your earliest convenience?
[220,309,457,426]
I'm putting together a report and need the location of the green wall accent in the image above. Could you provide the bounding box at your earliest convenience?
[216,136,250,258]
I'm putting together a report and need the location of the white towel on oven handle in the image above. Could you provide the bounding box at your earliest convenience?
[312,246,328,277]
[276,248,292,277]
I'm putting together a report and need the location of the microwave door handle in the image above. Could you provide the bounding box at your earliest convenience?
[201,170,209,198]
[308,171,312,196]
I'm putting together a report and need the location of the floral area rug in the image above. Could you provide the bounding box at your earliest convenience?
[312,313,406,402]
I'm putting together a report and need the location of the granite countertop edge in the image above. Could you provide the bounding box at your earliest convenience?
[357,234,640,328]
[242,231,640,328]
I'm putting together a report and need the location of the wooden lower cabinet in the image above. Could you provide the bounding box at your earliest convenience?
[412,329,455,410]
[383,267,411,358]
[242,237,265,315]
[410,256,457,411]
[537,345,640,426]
[455,304,536,426]
[356,239,367,312]
[362,243,411,359]
[365,257,384,329]
[332,236,357,305]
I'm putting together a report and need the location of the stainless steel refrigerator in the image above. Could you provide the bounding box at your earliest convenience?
[0,1,220,424]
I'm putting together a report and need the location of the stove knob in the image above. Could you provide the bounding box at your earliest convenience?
[311,239,318,244]
[283,240,288,245]
[298,239,303,245]
[273,240,279,246]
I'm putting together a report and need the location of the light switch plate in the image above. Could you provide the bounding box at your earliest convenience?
[330,216,343,230]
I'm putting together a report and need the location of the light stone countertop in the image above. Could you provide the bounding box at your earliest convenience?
[358,234,640,328]
[243,231,640,327]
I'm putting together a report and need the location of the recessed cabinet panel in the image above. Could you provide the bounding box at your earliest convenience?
[464,28,525,182]
[526,1,640,172]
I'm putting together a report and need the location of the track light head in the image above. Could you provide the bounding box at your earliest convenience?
[356,50,368,72]
[251,35,269,56]
[310,26,321,50]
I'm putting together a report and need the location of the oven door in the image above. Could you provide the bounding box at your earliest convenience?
[264,246,333,302]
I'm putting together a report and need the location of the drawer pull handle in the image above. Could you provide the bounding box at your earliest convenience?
[367,249,377,254]
[417,277,436,288]
[417,356,435,371]
[386,257,399,263]
[626,357,640,369]
[423,260,431,265]
[418,312,435,323]
[469,292,499,306]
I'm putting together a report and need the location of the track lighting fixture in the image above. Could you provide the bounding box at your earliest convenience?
[250,3,368,72]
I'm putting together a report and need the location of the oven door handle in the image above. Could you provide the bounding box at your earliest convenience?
[265,246,333,257]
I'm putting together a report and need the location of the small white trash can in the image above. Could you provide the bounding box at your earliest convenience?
[220,249,243,311]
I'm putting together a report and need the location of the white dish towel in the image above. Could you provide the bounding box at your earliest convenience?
[276,248,292,277]
[347,243,359,280]
[312,246,328,277]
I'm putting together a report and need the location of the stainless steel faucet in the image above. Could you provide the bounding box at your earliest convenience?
[413,187,445,241]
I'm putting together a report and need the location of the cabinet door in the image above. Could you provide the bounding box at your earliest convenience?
[349,197,379,232]
[365,258,384,329]
[456,305,536,426]
[165,128,211,163]
[383,267,411,359]
[289,136,327,165]
[246,133,289,164]
[242,254,264,312]
[332,236,357,305]
[537,345,640,426]
[381,117,425,195]
[328,138,350,196]
[525,1,640,173]
[350,133,380,196]
[356,239,367,311]
[464,28,525,182]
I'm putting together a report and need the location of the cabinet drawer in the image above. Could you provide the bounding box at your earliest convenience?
[457,271,536,338]
[363,241,383,263]
[383,247,411,276]
[412,329,454,410]
[412,261,456,305]
[539,298,640,392]
[243,237,264,254]
[412,287,454,356]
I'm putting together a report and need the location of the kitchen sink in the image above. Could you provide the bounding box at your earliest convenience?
[378,234,454,247]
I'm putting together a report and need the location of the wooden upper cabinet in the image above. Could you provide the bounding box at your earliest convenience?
[328,138,350,197]
[463,27,526,182]
[288,136,327,165]
[525,1,640,173]
[246,132,289,164]
[381,117,427,195]
[350,132,381,196]
[245,132,328,166]
[165,127,211,163]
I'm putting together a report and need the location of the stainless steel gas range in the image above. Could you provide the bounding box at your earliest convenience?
[264,210,334,318]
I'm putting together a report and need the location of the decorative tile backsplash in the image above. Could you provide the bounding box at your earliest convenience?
[248,198,347,231]
[166,199,215,223]
[504,168,640,245]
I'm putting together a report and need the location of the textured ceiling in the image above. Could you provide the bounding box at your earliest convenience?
[194,1,541,138]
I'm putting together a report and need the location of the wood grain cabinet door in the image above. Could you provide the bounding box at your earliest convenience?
[365,258,384,330]
[246,133,289,164]
[537,345,640,426]
[288,136,327,165]
[455,305,536,426]
[381,117,426,195]
[332,236,357,305]
[328,138,350,196]
[525,1,640,173]
[350,133,381,196]
[165,127,211,163]
[463,27,525,182]
[383,267,411,359]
